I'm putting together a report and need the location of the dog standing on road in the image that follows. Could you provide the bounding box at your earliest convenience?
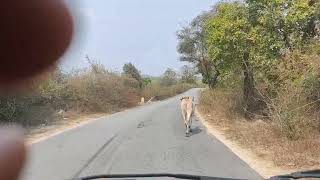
[180,96,195,136]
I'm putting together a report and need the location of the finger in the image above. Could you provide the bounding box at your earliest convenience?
[0,0,73,86]
[0,127,27,180]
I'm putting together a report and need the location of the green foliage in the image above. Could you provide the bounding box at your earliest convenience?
[143,78,152,86]
[182,0,320,138]
[205,2,251,73]
[123,63,143,88]
[0,97,18,122]
[160,68,178,86]
[203,0,320,84]
[176,10,220,88]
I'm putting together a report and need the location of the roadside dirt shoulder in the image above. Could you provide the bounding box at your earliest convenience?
[196,89,320,179]
[27,113,107,144]
[195,108,287,179]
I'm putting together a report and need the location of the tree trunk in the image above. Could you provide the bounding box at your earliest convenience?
[208,70,220,89]
[199,58,220,89]
[242,51,256,118]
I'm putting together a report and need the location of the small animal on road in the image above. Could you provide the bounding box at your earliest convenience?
[139,97,145,105]
[180,96,195,136]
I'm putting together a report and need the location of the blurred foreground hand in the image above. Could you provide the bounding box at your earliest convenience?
[0,0,74,179]
[0,0,73,88]
[0,128,26,180]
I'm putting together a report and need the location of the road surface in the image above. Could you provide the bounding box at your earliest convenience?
[22,89,262,180]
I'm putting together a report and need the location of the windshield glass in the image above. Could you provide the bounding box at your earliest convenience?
[0,1,320,180]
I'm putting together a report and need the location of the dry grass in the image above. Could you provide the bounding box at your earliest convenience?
[0,61,195,129]
[64,70,140,112]
[26,81,194,142]
[198,89,320,172]
[141,83,195,101]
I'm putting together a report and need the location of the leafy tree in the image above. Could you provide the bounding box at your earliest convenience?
[160,68,178,86]
[204,0,320,115]
[178,0,320,118]
[245,0,320,85]
[177,10,220,88]
[143,77,152,86]
[123,63,143,88]
[180,65,197,84]
[246,0,319,53]
[205,2,258,115]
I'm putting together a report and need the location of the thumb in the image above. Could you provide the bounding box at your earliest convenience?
[0,127,27,180]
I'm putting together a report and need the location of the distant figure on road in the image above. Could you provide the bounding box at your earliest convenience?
[140,97,145,105]
[180,96,195,136]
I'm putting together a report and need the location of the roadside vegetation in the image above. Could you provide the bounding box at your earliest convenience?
[178,0,320,172]
[0,58,198,129]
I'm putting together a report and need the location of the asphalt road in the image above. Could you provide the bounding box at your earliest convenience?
[22,89,262,180]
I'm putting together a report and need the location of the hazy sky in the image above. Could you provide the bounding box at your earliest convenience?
[61,0,216,76]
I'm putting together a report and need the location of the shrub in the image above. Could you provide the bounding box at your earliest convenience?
[0,61,197,128]
[64,68,140,112]
[142,83,195,101]
[256,52,320,139]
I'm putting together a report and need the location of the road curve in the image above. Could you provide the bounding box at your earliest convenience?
[22,89,262,180]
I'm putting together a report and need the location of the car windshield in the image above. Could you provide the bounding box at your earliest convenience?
[0,1,320,180]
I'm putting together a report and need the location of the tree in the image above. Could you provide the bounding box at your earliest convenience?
[247,0,320,51]
[204,0,320,116]
[122,63,143,88]
[245,0,320,84]
[143,77,152,86]
[180,65,197,84]
[160,68,178,86]
[177,10,220,88]
[205,2,259,116]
